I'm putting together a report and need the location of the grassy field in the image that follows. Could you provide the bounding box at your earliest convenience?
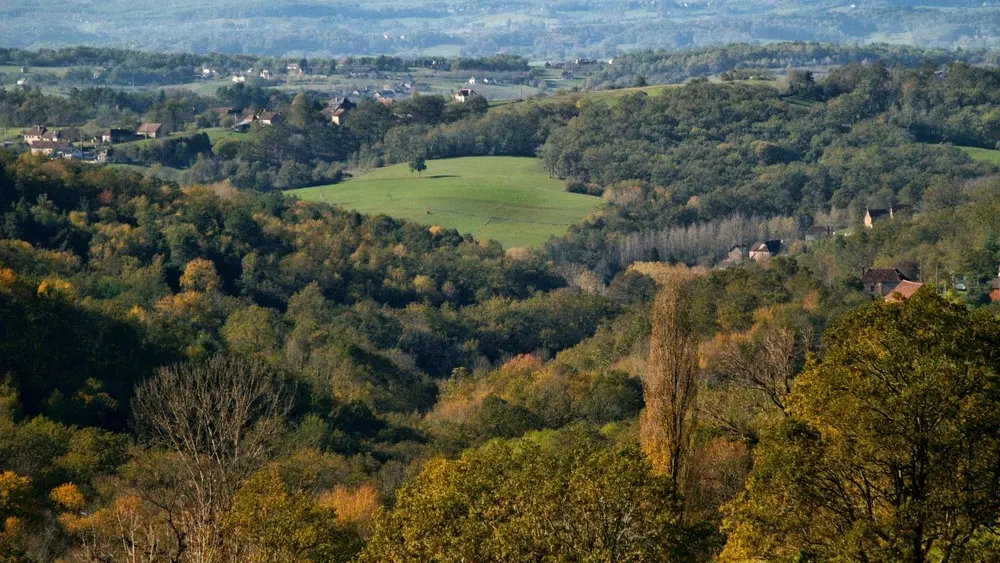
[0,128,22,143]
[113,127,245,148]
[1,126,74,143]
[287,157,601,248]
[958,146,1000,165]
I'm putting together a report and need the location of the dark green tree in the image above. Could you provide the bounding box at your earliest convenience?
[408,155,427,178]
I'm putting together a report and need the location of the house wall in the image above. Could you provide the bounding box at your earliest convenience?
[872,281,900,297]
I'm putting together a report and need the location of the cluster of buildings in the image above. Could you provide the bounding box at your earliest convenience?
[321,98,356,125]
[722,205,993,304]
[22,125,82,159]
[232,111,285,131]
[726,207,903,266]
[227,64,320,81]
[228,67,288,83]
[347,81,417,104]
[98,123,163,144]
[21,122,165,161]
[314,88,480,126]
[467,77,501,86]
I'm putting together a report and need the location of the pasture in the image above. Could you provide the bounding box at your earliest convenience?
[958,145,1000,166]
[287,157,601,248]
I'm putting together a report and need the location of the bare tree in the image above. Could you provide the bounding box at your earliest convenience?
[616,213,802,268]
[702,325,801,445]
[716,325,797,412]
[130,355,295,563]
[640,278,701,496]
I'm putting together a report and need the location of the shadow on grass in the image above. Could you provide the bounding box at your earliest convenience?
[423,174,458,179]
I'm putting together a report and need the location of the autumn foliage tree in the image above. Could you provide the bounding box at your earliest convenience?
[0,471,31,560]
[225,466,362,562]
[722,291,1000,562]
[640,268,702,496]
[362,432,683,562]
[179,257,220,293]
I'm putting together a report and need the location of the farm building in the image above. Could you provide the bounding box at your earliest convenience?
[453,88,479,103]
[257,111,284,126]
[864,207,894,229]
[29,141,82,159]
[100,129,136,144]
[861,268,909,297]
[137,123,164,139]
[884,280,924,303]
[23,125,48,144]
[749,240,782,261]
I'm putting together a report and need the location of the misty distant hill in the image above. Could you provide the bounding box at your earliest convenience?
[2,0,1000,58]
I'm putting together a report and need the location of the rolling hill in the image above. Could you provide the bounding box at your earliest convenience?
[286,157,601,249]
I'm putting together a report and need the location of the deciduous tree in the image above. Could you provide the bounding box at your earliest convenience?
[640,270,702,495]
[722,291,1000,562]
[130,355,295,562]
[362,433,683,563]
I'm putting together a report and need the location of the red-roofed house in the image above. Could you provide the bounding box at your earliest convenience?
[861,268,908,297]
[136,123,164,139]
[885,280,923,303]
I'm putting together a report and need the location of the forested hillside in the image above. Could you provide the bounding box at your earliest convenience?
[540,62,1000,277]
[6,41,1000,562]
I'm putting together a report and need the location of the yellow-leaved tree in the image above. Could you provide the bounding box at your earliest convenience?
[640,266,702,499]
[179,257,220,293]
[722,291,1000,561]
[226,466,362,562]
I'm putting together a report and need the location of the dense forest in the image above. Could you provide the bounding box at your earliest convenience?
[6,40,1000,562]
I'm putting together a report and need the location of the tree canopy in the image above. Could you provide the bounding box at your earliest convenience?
[723,290,1000,562]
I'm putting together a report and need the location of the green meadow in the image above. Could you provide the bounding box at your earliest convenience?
[958,145,1000,166]
[287,157,601,248]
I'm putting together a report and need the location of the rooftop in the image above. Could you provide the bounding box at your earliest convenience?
[885,280,923,303]
[861,268,907,284]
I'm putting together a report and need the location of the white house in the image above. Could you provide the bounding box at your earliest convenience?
[453,88,479,103]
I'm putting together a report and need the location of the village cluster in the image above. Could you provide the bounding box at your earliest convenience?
[725,205,994,302]
[20,123,165,161]
[16,82,484,163]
